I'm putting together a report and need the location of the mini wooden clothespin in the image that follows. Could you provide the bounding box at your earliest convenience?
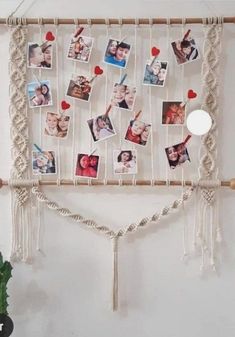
[74,27,84,38]
[150,46,160,67]
[119,74,127,85]
[89,66,104,84]
[104,104,112,118]
[134,110,142,120]
[182,135,192,146]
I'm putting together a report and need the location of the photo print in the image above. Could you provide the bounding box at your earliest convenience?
[162,101,186,125]
[44,112,70,138]
[110,83,136,111]
[125,119,151,146]
[27,41,53,69]
[27,80,53,108]
[113,149,137,175]
[32,150,56,175]
[87,114,116,143]
[67,33,94,63]
[165,142,190,169]
[143,60,168,87]
[171,31,200,65]
[104,38,131,69]
[66,74,92,102]
[75,153,100,179]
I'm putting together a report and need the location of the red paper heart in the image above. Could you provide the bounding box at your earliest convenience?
[61,100,70,110]
[94,66,103,76]
[151,47,160,57]
[187,89,197,99]
[45,31,55,41]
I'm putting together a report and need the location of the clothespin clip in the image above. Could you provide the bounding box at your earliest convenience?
[45,31,55,42]
[134,110,142,120]
[184,89,197,105]
[74,27,84,38]
[89,148,97,157]
[33,73,42,85]
[34,143,43,153]
[119,73,127,85]
[150,46,160,67]
[183,29,191,41]
[61,100,70,113]
[104,104,112,118]
[182,135,192,146]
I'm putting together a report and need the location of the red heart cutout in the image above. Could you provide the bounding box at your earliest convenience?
[45,31,55,41]
[94,66,103,76]
[187,89,197,99]
[61,100,70,110]
[151,47,160,57]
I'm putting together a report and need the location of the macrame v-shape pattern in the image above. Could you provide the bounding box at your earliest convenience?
[9,25,31,262]
[196,20,222,272]
[31,185,194,310]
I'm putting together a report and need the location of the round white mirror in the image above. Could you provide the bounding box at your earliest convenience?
[186,110,212,136]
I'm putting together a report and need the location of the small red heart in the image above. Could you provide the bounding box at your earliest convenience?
[61,100,70,110]
[151,47,160,57]
[45,31,55,41]
[187,89,197,99]
[94,66,103,76]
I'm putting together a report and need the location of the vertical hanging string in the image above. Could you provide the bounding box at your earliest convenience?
[181,18,187,260]
[149,18,155,185]
[112,236,119,311]
[165,18,171,184]
[88,19,92,186]
[118,18,123,187]
[71,19,78,184]
[55,18,61,184]
[103,19,110,185]
[36,18,43,252]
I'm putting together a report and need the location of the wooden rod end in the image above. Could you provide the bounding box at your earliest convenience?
[230,179,235,190]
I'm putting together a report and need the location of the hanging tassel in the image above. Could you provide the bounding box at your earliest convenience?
[112,236,119,311]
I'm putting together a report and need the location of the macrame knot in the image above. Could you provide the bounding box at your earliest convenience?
[201,188,215,205]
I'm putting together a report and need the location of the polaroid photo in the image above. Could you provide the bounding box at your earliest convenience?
[171,33,200,65]
[66,74,92,102]
[143,59,168,87]
[87,114,116,143]
[27,42,53,69]
[113,149,138,175]
[103,38,131,69]
[27,80,53,108]
[124,119,151,146]
[110,83,137,111]
[44,112,70,139]
[67,34,94,63]
[32,150,56,175]
[165,142,190,169]
[162,101,186,125]
[75,153,100,179]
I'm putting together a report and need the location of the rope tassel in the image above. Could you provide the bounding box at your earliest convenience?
[112,236,119,311]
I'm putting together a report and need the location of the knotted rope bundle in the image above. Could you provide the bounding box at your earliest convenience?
[196,18,222,272]
[9,23,32,262]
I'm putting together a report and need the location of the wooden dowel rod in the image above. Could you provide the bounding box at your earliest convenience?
[0,178,234,188]
[1,17,235,25]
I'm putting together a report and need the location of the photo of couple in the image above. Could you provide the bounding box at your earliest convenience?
[125,119,151,146]
[75,153,99,179]
[87,114,116,143]
[66,74,92,102]
[162,101,186,125]
[28,41,52,69]
[27,80,52,108]
[44,112,70,138]
[32,151,56,175]
[165,142,190,169]
[110,83,136,111]
[143,60,168,87]
[104,38,131,69]
[67,34,94,63]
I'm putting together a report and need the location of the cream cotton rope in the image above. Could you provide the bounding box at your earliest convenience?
[8,19,33,262]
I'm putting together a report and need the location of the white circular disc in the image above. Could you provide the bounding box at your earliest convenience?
[186,110,212,136]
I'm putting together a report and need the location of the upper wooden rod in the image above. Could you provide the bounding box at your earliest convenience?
[1,17,234,25]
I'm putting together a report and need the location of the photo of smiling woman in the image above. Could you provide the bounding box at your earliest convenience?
[28,42,53,69]
[165,142,190,169]
[75,153,99,179]
[110,83,137,111]
[113,150,137,174]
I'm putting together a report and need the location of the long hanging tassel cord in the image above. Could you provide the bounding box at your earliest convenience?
[112,236,119,311]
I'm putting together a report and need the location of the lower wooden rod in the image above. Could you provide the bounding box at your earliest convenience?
[0,178,234,188]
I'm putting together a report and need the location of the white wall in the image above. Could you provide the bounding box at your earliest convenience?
[0,1,235,337]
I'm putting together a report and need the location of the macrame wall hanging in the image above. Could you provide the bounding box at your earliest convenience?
[2,16,234,311]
